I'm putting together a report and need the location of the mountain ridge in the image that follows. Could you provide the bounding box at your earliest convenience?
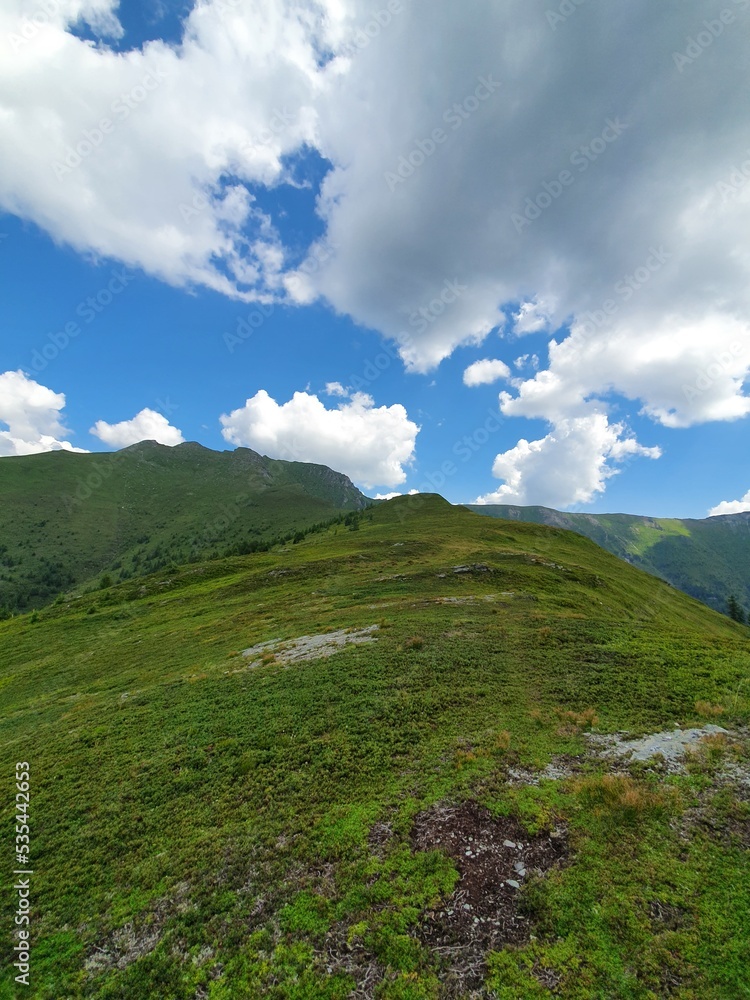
[0,442,370,614]
[465,502,750,615]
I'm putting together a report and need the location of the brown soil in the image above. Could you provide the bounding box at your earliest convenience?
[410,800,568,992]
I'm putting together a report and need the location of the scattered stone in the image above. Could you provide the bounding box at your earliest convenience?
[587,725,729,773]
[242,625,378,666]
[506,879,521,889]
[434,594,499,604]
[503,840,516,848]
[507,759,576,785]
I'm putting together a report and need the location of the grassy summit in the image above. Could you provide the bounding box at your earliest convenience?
[0,442,368,615]
[467,503,750,617]
[1,495,749,998]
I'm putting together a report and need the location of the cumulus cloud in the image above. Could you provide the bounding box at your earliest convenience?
[325,381,349,397]
[90,408,185,447]
[474,412,661,509]
[0,0,336,300]
[463,359,511,387]
[305,1,750,383]
[708,491,750,517]
[500,316,750,429]
[219,389,419,488]
[0,370,86,456]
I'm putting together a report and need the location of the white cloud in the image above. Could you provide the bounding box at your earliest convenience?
[15,0,124,39]
[500,316,750,429]
[90,408,185,447]
[325,381,349,397]
[374,489,420,499]
[219,389,419,489]
[302,3,750,382]
[708,490,750,517]
[0,370,86,456]
[0,0,338,300]
[475,412,661,509]
[513,353,540,371]
[463,358,511,387]
[513,299,553,335]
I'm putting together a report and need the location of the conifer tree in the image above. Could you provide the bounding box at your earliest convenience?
[727,594,746,623]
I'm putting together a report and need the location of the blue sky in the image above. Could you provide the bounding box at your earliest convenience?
[2,0,749,517]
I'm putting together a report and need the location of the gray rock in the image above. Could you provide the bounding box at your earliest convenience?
[586,724,729,773]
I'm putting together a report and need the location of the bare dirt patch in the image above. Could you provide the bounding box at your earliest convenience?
[677,782,750,850]
[84,882,192,975]
[242,625,379,666]
[410,801,567,993]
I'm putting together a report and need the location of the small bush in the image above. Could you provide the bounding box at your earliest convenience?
[686,732,732,771]
[495,729,511,751]
[555,706,598,734]
[454,749,477,770]
[694,700,725,718]
[573,774,673,827]
[403,636,424,650]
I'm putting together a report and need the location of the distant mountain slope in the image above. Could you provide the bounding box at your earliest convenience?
[465,503,750,616]
[0,441,369,613]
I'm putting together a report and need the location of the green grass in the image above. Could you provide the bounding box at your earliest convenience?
[0,442,368,615]
[625,518,692,556]
[467,503,750,618]
[1,495,749,998]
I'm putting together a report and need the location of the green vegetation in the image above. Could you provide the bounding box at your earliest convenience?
[467,503,750,619]
[0,442,368,616]
[1,495,749,998]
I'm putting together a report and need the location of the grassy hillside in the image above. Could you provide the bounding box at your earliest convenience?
[1,496,749,998]
[466,504,750,618]
[0,442,369,615]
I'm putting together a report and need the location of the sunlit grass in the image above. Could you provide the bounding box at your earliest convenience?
[1,496,749,997]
